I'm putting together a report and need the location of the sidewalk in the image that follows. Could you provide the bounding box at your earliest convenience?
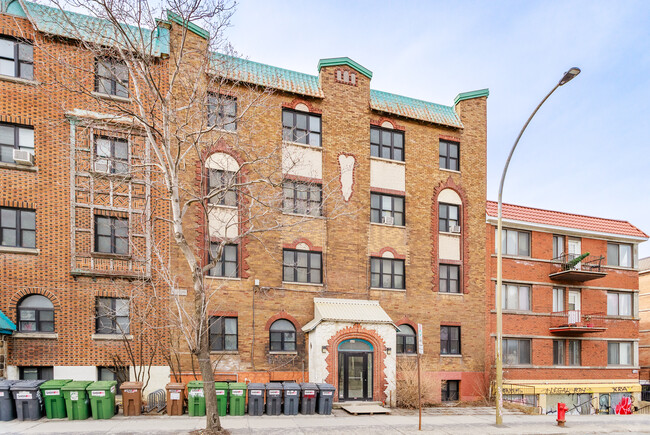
[3,410,650,434]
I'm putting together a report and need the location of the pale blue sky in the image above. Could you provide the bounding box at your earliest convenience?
[225,0,650,256]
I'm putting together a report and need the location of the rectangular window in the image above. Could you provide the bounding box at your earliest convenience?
[0,207,35,248]
[441,380,459,401]
[370,257,405,289]
[94,136,128,174]
[96,297,130,334]
[98,366,129,394]
[607,292,632,316]
[440,326,460,355]
[283,180,321,216]
[209,316,238,351]
[553,235,565,259]
[0,123,34,163]
[496,228,530,257]
[608,341,633,365]
[370,193,404,226]
[439,140,459,171]
[439,203,460,232]
[553,340,565,365]
[94,215,129,255]
[208,169,237,206]
[552,288,565,312]
[370,126,404,161]
[439,264,460,293]
[607,243,632,267]
[95,58,128,97]
[568,340,581,366]
[283,249,322,284]
[503,338,531,365]
[20,366,53,381]
[207,94,237,131]
[500,284,531,311]
[0,37,33,79]
[208,243,238,278]
[282,109,321,146]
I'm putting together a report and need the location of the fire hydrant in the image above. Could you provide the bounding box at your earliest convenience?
[557,402,568,427]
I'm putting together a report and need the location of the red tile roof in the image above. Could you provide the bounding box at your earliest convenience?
[486,201,648,238]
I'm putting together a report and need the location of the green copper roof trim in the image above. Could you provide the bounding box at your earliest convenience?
[454,88,490,105]
[3,0,28,17]
[317,57,372,79]
[166,10,209,40]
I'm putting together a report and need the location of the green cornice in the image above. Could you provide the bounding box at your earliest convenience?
[454,88,489,105]
[166,10,209,40]
[317,57,372,79]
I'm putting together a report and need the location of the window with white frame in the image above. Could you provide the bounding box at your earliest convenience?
[553,235,565,259]
[500,283,531,311]
[607,243,632,267]
[496,228,530,257]
[608,341,633,365]
[552,287,565,312]
[94,136,128,174]
[568,340,581,366]
[607,292,632,316]
[553,340,565,365]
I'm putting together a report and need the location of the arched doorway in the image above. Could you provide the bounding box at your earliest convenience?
[338,339,373,401]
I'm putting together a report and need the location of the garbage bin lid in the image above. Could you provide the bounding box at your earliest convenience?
[10,380,46,390]
[186,380,207,388]
[214,382,229,388]
[120,382,143,389]
[228,382,247,389]
[247,383,266,389]
[40,379,72,389]
[0,379,18,389]
[265,382,283,389]
[62,381,93,390]
[315,383,336,390]
[282,382,300,389]
[86,380,117,391]
[300,382,317,389]
[165,382,186,389]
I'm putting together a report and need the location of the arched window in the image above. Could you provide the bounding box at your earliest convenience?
[269,319,296,352]
[396,324,416,354]
[17,295,54,333]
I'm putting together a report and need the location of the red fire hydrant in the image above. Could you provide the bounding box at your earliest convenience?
[557,402,568,427]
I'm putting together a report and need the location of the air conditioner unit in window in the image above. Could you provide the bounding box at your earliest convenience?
[382,216,394,225]
[13,149,34,166]
[450,225,461,233]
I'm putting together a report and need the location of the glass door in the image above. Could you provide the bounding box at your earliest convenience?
[338,339,374,401]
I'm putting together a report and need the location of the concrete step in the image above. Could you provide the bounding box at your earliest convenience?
[334,400,383,409]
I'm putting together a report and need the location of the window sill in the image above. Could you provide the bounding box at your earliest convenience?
[282,140,322,150]
[0,246,39,255]
[282,281,323,287]
[0,161,38,172]
[207,203,238,210]
[91,91,132,104]
[370,222,406,229]
[397,353,418,357]
[369,156,405,165]
[605,265,636,271]
[91,252,131,260]
[13,332,58,339]
[92,333,133,341]
[439,168,461,175]
[269,351,298,355]
[210,350,238,355]
[282,211,326,220]
[439,231,461,237]
[0,74,39,86]
[370,287,406,292]
[89,170,132,180]
[441,354,462,358]
[205,276,241,281]
[439,292,463,296]
[208,126,238,135]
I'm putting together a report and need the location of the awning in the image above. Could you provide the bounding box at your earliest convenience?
[302,298,396,332]
[0,309,16,335]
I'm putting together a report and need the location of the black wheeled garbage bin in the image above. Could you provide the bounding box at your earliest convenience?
[300,382,317,415]
[265,382,283,415]
[282,382,300,415]
[316,383,335,414]
[11,380,45,421]
[0,380,17,421]
[247,383,265,416]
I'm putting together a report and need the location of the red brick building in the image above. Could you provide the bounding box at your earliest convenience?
[486,201,648,413]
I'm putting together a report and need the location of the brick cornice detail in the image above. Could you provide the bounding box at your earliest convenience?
[439,134,461,143]
[283,173,322,184]
[0,199,35,209]
[431,176,470,294]
[264,310,301,331]
[283,237,322,252]
[370,187,406,197]
[395,317,417,332]
[10,288,62,315]
[208,311,238,318]
[370,246,406,260]
[325,324,388,403]
[281,99,322,114]
[370,117,405,131]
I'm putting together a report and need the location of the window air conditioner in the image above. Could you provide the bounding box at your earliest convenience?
[382,216,394,225]
[450,225,461,233]
[13,149,34,166]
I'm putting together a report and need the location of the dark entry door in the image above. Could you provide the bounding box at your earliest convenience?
[339,352,372,401]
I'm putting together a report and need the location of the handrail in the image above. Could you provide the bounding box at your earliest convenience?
[551,253,605,272]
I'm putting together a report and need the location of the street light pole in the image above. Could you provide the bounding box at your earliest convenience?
[495,67,581,426]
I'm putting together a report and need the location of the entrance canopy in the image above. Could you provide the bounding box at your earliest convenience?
[302,298,396,332]
[0,309,16,335]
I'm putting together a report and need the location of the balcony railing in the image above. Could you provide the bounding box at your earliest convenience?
[549,253,607,282]
[549,310,607,334]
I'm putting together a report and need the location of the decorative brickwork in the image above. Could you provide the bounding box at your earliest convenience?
[370,117,405,131]
[371,247,406,260]
[281,98,322,114]
[282,237,322,252]
[264,310,301,331]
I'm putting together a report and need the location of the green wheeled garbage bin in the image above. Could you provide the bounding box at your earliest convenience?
[228,382,247,416]
[187,381,206,417]
[86,381,117,420]
[62,381,92,420]
[214,382,228,416]
[40,379,72,419]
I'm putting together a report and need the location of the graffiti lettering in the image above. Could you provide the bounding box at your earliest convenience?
[612,387,631,393]
[546,387,590,395]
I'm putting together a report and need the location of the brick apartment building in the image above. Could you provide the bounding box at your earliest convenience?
[486,201,648,413]
[0,1,490,404]
[638,257,650,396]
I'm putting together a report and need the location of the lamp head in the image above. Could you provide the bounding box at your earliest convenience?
[559,67,581,86]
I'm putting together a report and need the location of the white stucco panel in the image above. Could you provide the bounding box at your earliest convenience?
[54,366,98,381]
[205,152,240,172]
[282,143,322,179]
[370,159,405,192]
[439,233,461,260]
[438,188,462,205]
[338,154,355,202]
[208,206,238,238]
[130,366,171,397]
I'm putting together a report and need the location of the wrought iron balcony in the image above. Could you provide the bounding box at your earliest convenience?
[549,310,606,334]
[549,253,606,282]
